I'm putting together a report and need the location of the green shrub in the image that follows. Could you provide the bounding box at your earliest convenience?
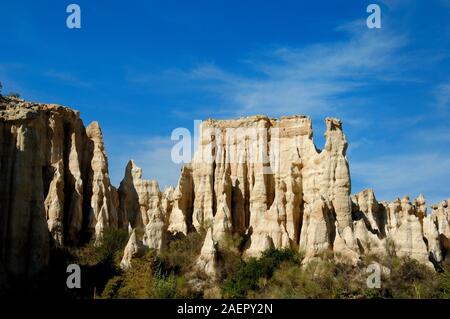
[99,232,205,299]
[221,248,301,298]
[102,251,154,299]
[74,228,129,267]
[154,231,205,276]
[151,273,178,299]
[101,276,123,299]
[96,228,130,265]
[69,228,130,298]
[250,257,366,299]
[7,92,20,98]
[247,253,445,299]
[438,265,450,298]
[75,229,450,300]
[386,257,438,298]
[217,244,242,280]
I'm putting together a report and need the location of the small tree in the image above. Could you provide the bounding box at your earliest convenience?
[8,92,20,98]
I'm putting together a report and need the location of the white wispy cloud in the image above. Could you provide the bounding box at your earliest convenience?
[45,70,91,88]
[121,18,449,202]
[126,20,409,118]
[170,21,410,117]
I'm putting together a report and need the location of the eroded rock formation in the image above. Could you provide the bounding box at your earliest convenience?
[1,97,449,283]
[0,98,122,279]
[352,191,434,267]
[119,160,170,269]
[188,116,359,275]
[186,116,448,276]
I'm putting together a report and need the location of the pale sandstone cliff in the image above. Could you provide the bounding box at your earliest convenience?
[180,116,448,276]
[0,97,122,279]
[145,115,449,277]
[1,98,449,282]
[119,160,170,269]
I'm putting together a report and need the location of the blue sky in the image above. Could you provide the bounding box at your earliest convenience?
[1,0,449,205]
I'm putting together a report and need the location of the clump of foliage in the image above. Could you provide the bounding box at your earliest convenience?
[75,228,129,267]
[101,251,154,299]
[153,231,206,276]
[438,265,450,298]
[247,253,449,299]
[101,232,206,299]
[70,228,129,297]
[0,82,21,98]
[247,255,363,299]
[7,92,20,98]
[221,248,302,298]
[382,257,438,298]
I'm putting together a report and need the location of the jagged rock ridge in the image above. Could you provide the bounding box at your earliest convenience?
[0,98,123,278]
[0,98,449,282]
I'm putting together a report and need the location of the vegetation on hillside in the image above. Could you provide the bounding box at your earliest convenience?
[13,228,447,299]
[83,230,450,299]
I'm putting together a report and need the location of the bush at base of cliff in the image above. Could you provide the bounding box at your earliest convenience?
[101,252,154,298]
[221,248,302,299]
[101,252,199,299]
[69,228,129,298]
[74,228,129,267]
[249,258,365,299]
[92,233,450,299]
[154,231,206,276]
[101,233,205,299]
[438,264,450,298]
[248,254,446,299]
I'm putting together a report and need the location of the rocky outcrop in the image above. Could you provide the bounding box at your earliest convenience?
[351,190,439,267]
[195,228,220,279]
[427,200,450,263]
[118,160,169,269]
[120,229,145,269]
[119,115,450,275]
[1,97,449,283]
[167,166,193,236]
[0,98,122,279]
[188,116,358,270]
[86,121,120,243]
[177,116,450,275]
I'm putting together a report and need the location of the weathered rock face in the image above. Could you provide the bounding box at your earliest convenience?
[195,228,220,279]
[183,116,449,276]
[115,115,450,276]
[86,121,120,243]
[0,98,122,279]
[427,200,450,263]
[351,191,435,267]
[118,160,170,269]
[188,115,357,274]
[167,166,193,236]
[1,97,449,283]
